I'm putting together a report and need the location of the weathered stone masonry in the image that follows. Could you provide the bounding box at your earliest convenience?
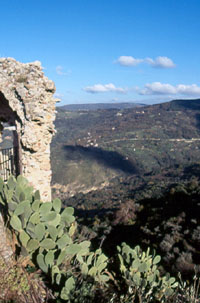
[0,58,58,201]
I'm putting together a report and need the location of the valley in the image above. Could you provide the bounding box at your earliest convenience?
[50,98,200,278]
[51,98,200,198]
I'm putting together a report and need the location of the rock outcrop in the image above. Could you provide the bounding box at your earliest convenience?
[0,57,58,200]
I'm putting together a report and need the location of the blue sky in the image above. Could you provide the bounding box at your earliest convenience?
[1,0,200,105]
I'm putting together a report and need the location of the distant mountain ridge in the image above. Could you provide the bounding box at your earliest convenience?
[58,102,146,111]
[160,98,200,110]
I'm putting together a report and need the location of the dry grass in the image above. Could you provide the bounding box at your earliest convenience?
[0,253,53,303]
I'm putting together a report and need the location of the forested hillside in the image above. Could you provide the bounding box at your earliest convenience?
[51,98,200,197]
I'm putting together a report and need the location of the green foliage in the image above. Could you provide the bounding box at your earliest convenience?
[117,243,178,302]
[3,175,197,303]
[0,175,110,302]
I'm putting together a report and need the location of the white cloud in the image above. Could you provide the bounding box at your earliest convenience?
[176,84,200,95]
[116,56,175,68]
[56,65,71,76]
[148,56,176,68]
[84,83,127,94]
[116,56,144,66]
[138,82,200,96]
[54,92,64,98]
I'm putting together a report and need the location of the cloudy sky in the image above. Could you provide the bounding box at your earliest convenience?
[1,0,200,105]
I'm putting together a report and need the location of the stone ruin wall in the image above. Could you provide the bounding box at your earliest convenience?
[0,58,58,201]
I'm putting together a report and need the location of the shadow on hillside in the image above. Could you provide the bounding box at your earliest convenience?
[170,99,200,110]
[169,99,200,133]
[183,163,200,178]
[62,145,138,174]
[195,113,200,131]
[74,207,116,219]
[103,188,200,277]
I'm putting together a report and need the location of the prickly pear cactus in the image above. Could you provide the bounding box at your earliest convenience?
[0,176,81,269]
[117,243,178,302]
[0,175,110,301]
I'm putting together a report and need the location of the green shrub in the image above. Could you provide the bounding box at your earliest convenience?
[117,243,178,302]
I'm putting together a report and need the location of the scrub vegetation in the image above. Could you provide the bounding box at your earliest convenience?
[0,176,199,302]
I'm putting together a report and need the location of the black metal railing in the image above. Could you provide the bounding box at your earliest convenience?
[0,147,18,181]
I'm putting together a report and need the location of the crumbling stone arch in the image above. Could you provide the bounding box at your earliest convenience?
[0,57,59,261]
[0,58,58,201]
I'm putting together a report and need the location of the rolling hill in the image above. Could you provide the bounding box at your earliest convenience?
[51,98,200,197]
[58,102,145,111]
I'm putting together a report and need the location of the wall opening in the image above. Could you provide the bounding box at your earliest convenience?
[0,92,21,181]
